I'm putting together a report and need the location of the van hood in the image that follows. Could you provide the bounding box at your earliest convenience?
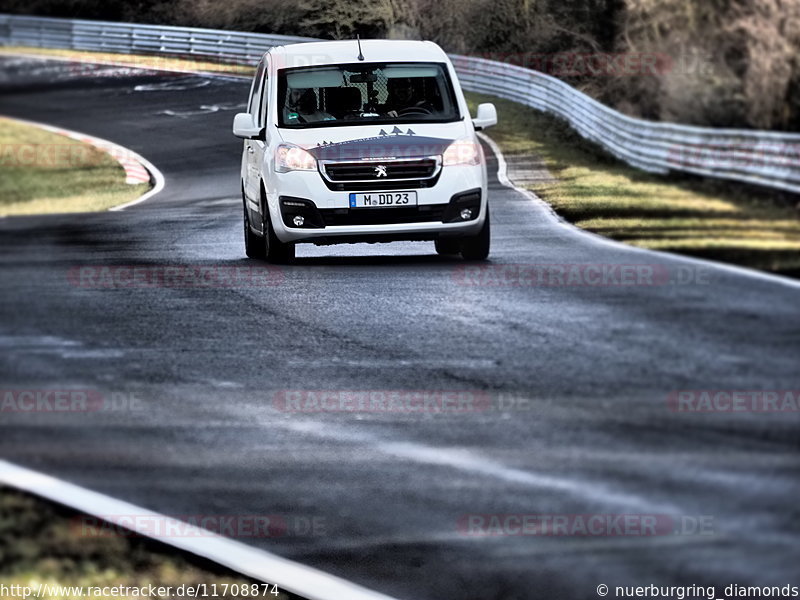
[277,122,470,161]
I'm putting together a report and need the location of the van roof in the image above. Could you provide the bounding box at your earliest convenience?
[269,39,449,70]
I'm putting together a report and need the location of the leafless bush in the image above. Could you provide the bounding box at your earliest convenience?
[612,0,800,129]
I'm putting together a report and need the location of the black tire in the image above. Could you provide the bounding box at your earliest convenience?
[243,194,266,260]
[460,210,491,260]
[262,187,295,264]
[435,238,461,255]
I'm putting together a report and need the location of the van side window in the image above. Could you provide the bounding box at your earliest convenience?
[258,70,269,128]
[248,61,266,116]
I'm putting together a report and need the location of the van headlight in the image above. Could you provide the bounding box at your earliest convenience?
[443,138,482,166]
[275,144,317,173]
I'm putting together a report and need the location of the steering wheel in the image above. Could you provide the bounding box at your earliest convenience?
[397,106,433,117]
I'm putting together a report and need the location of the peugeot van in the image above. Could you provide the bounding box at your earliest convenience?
[233,40,497,262]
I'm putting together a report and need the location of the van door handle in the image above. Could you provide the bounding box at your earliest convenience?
[247,146,255,154]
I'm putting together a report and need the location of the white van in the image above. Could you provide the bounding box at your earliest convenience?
[233,39,497,263]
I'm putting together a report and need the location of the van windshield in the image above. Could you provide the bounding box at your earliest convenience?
[277,62,461,128]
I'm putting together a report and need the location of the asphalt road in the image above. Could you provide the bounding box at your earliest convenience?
[1,56,799,600]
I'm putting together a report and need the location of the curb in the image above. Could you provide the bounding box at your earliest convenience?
[2,114,166,211]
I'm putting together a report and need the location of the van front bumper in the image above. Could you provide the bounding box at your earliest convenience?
[265,164,487,244]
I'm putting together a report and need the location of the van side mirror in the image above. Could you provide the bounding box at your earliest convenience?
[472,103,498,131]
[233,113,264,139]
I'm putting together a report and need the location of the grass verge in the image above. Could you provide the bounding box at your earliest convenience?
[466,92,800,276]
[0,486,293,600]
[0,118,150,216]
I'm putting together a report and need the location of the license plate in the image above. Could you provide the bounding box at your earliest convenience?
[349,191,417,208]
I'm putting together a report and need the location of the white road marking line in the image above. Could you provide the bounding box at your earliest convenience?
[0,460,400,600]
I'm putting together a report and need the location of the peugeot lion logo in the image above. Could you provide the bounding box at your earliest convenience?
[374,165,388,178]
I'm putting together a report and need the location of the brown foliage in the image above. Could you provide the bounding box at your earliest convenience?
[613,0,800,129]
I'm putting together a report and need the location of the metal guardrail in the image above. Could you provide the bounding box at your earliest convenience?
[0,15,315,64]
[2,14,799,194]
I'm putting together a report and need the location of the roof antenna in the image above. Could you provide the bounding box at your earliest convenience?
[356,35,365,61]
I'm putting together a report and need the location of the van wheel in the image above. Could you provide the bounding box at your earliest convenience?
[460,210,490,260]
[262,188,295,264]
[243,195,266,260]
[435,238,461,255]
